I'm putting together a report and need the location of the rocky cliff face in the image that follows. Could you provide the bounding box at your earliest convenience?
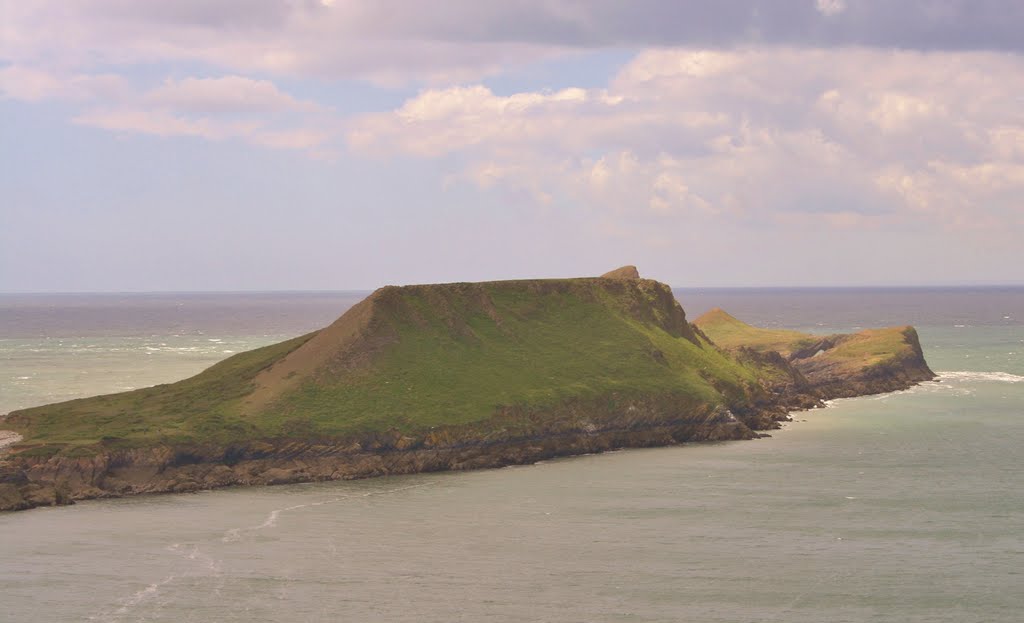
[790,327,935,398]
[1,394,759,510]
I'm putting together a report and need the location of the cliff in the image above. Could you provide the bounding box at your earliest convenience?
[0,269,934,511]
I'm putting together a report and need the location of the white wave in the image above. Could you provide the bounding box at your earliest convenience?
[88,572,179,621]
[937,370,1024,384]
[92,542,224,621]
[113,574,177,614]
[259,508,282,529]
[221,481,437,543]
[176,543,222,574]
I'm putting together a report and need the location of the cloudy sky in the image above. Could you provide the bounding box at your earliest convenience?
[2,0,1022,291]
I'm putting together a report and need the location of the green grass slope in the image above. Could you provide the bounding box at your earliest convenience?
[6,275,762,455]
[691,309,819,356]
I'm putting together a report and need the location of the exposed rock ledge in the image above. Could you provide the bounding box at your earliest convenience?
[0,431,23,453]
[599,265,640,280]
[1,397,763,511]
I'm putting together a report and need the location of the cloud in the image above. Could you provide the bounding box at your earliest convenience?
[48,73,335,152]
[73,109,233,139]
[349,85,621,157]
[0,65,129,102]
[144,76,321,114]
[815,0,847,17]
[0,62,332,153]
[348,47,1024,235]
[3,1,1024,87]
[3,2,1022,234]
[0,1,563,85]
[72,106,331,152]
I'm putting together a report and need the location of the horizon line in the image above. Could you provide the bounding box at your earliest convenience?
[3,282,1024,295]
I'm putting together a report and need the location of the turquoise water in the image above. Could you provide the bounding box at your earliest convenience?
[0,290,1021,622]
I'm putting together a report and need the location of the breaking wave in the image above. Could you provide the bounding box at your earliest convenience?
[221,481,436,543]
[937,370,1024,384]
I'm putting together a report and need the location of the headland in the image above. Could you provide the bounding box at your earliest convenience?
[0,268,934,511]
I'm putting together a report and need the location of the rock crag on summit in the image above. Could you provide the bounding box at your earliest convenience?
[0,268,934,511]
[599,265,641,280]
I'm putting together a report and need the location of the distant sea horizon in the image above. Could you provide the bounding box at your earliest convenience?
[3,282,1024,296]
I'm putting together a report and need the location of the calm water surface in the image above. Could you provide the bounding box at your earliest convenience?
[1,288,1021,622]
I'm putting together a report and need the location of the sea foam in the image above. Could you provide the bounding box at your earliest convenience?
[938,370,1024,384]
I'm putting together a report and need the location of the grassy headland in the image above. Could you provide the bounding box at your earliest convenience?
[6,275,759,455]
[0,268,935,511]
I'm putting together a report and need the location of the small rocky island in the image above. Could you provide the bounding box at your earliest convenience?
[0,268,934,511]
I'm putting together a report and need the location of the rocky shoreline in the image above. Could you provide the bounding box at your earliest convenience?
[0,362,933,512]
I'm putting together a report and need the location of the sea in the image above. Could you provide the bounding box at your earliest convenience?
[0,287,1021,623]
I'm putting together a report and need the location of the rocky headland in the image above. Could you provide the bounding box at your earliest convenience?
[0,268,934,512]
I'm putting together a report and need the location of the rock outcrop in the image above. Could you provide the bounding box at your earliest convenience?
[599,265,640,280]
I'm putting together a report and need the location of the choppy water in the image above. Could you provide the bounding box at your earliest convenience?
[1,288,1022,622]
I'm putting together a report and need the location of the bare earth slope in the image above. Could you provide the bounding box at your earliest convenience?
[0,269,934,511]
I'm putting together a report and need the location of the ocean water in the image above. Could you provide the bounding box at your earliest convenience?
[0,288,1022,622]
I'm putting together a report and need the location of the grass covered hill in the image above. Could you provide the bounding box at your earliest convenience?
[5,270,767,456]
[0,268,937,511]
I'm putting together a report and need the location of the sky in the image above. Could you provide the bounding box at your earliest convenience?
[1,0,1023,291]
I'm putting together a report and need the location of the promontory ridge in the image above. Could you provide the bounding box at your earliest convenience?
[0,268,934,511]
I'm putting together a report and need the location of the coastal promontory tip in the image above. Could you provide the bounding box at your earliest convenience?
[599,265,640,280]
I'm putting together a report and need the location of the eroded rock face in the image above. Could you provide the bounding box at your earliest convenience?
[786,327,934,399]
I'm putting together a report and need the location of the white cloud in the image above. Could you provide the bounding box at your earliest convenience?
[0,64,334,154]
[3,3,1022,237]
[73,109,221,139]
[65,74,332,152]
[815,0,847,17]
[348,48,1024,234]
[73,107,330,151]
[0,65,129,101]
[349,85,623,157]
[144,76,321,114]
